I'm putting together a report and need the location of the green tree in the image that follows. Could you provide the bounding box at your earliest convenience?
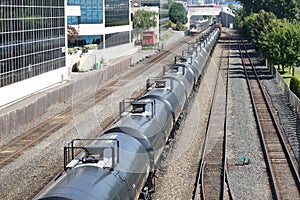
[237,0,300,20]
[228,3,234,10]
[133,9,158,45]
[174,22,188,31]
[169,3,188,25]
[290,77,300,97]
[133,9,158,29]
[233,8,246,31]
[259,19,283,70]
[259,19,300,74]
[235,1,300,76]
[243,10,277,47]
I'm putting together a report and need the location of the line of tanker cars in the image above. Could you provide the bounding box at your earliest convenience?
[34,25,221,200]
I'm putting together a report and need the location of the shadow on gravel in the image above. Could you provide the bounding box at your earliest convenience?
[235,163,248,166]
[255,69,274,80]
[229,55,241,59]
[228,67,246,79]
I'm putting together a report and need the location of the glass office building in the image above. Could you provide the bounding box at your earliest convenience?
[105,0,129,27]
[67,0,131,48]
[0,0,66,88]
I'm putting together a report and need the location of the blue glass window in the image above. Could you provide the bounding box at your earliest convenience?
[67,16,79,25]
[67,0,103,24]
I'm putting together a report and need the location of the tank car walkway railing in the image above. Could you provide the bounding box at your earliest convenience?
[193,33,233,200]
[239,39,300,200]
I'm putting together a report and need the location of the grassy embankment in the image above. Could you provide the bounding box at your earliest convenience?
[276,66,300,86]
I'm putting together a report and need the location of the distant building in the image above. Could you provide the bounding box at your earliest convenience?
[67,0,132,49]
[0,1,67,106]
[141,31,158,47]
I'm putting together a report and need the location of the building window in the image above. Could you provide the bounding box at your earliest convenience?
[105,0,129,27]
[78,35,103,47]
[105,31,130,48]
[67,0,103,24]
[0,1,66,88]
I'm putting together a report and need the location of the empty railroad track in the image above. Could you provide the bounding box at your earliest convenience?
[239,39,300,199]
[193,33,233,200]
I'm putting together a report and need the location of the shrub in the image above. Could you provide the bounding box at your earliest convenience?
[174,22,187,31]
[168,20,176,28]
[290,77,300,98]
[68,48,74,54]
[84,44,97,50]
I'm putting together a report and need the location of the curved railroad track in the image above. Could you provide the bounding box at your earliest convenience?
[193,33,233,200]
[239,39,300,199]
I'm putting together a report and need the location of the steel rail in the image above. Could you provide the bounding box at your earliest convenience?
[222,32,230,200]
[239,39,279,199]
[242,43,300,185]
[239,39,300,199]
[192,33,230,200]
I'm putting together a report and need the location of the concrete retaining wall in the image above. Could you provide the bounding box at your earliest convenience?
[0,58,131,138]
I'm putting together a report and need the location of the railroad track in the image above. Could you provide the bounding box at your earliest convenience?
[193,33,233,200]
[239,39,300,199]
[0,34,201,170]
[0,85,114,168]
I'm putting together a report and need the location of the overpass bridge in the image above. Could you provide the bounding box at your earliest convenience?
[187,5,222,16]
[185,4,235,27]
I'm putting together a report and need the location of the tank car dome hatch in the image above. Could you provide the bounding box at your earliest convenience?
[165,70,194,102]
[129,100,156,118]
[155,80,167,88]
[169,65,181,73]
[172,65,185,74]
[131,102,146,113]
[34,134,151,200]
[147,79,174,91]
[180,54,193,65]
[63,139,120,171]
[189,47,198,55]
[175,58,198,81]
[148,78,185,120]
[179,57,188,63]
[199,40,205,47]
